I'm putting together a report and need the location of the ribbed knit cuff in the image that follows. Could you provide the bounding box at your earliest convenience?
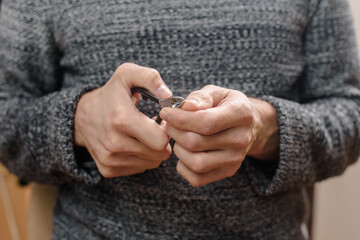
[46,84,102,185]
[244,96,313,196]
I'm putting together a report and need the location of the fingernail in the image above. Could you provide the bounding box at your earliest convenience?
[160,109,170,122]
[157,84,172,99]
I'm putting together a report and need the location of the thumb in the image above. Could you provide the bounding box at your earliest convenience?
[182,85,230,111]
[117,63,172,99]
[181,85,224,111]
[181,98,203,111]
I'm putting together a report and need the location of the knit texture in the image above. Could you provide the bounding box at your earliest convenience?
[1,0,360,239]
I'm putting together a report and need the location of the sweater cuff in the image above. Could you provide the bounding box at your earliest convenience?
[244,96,313,196]
[46,84,102,185]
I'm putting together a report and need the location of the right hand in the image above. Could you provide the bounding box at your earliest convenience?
[74,63,173,177]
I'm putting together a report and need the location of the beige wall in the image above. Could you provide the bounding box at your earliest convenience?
[313,1,360,239]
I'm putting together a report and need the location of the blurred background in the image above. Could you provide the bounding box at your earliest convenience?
[0,0,360,239]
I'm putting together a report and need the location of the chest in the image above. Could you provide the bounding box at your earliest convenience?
[53,0,308,98]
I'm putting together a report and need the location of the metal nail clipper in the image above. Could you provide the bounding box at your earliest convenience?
[131,87,185,124]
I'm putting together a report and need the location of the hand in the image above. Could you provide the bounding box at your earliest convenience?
[160,85,279,187]
[74,63,173,177]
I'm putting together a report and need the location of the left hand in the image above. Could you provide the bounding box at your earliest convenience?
[159,85,279,187]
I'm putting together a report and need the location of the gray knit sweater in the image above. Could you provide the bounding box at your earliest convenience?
[1,0,360,239]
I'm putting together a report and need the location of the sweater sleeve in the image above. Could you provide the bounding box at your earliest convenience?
[245,0,360,195]
[0,1,102,185]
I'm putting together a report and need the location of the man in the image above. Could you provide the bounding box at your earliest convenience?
[1,0,359,239]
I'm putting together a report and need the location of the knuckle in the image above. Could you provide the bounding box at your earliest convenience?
[99,167,116,178]
[224,167,238,178]
[100,158,112,168]
[237,129,253,150]
[151,149,170,163]
[244,132,251,147]
[160,150,171,161]
[184,132,201,151]
[231,140,243,149]
[192,154,207,173]
[227,154,244,170]
[99,154,116,168]
[148,160,162,169]
[102,140,115,153]
[231,127,252,149]
[243,111,254,125]
[189,176,203,187]
[154,127,169,151]
[240,102,254,124]
[232,135,250,149]
[110,108,130,128]
[201,117,216,135]
[189,91,212,109]
[117,62,133,73]
[153,134,169,152]
[103,136,126,153]
[230,158,243,169]
[146,69,161,84]
[229,101,242,115]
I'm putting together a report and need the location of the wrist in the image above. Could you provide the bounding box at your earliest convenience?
[74,88,100,147]
[74,94,87,147]
[247,98,279,161]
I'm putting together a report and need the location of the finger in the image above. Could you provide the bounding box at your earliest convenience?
[101,133,171,161]
[173,143,243,174]
[108,103,170,151]
[94,152,164,178]
[180,94,211,111]
[99,165,147,178]
[107,63,173,150]
[116,62,172,99]
[116,168,147,176]
[117,113,171,151]
[160,86,253,135]
[88,147,124,178]
[87,145,102,168]
[107,94,170,151]
[160,104,248,135]
[180,99,200,111]
[100,153,163,169]
[166,125,250,152]
[176,160,239,187]
[151,116,167,127]
[182,85,228,111]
